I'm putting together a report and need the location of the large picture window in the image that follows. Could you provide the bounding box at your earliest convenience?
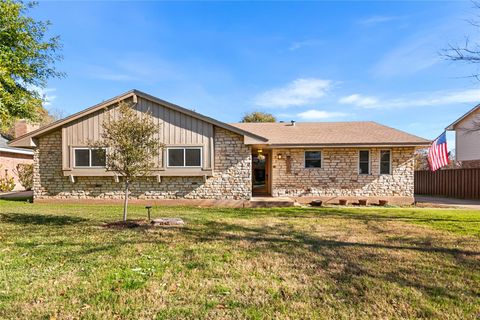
[305,151,322,168]
[359,150,370,174]
[167,147,202,167]
[380,150,391,174]
[74,148,106,168]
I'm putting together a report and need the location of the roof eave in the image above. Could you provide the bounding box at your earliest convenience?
[445,103,480,131]
[0,147,34,155]
[8,89,269,147]
[262,142,431,148]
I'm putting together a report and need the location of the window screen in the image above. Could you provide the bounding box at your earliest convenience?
[91,149,106,167]
[74,149,90,167]
[359,150,370,174]
[380,150,391,174]
[185,149,201,167]
[305,151,321,168]
[168,149,184,167]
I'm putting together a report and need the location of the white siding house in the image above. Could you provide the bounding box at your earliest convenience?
[446,104,480,167]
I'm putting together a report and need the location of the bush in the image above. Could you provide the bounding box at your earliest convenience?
[0,169,15,192]
[16,163,33,191]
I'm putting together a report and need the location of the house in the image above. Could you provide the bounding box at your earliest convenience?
[9,90,430,205]
[446,104,480,168]
[1,131,34,191]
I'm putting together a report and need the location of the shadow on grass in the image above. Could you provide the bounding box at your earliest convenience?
[193,221,480,256]
[177,220,480,304]
[0,212,87,225]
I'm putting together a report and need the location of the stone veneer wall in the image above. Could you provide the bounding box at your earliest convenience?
[271,148,415,197]
[33,128,252,200]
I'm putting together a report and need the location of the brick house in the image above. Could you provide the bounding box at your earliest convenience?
[0,134,34,190]
[9,90,430,204]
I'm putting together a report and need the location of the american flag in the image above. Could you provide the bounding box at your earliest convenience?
[428,131,449,172]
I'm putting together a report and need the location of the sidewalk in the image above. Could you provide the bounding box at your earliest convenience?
[415,195,480,210]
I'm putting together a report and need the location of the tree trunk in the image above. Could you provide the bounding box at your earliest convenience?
[123,179,129,223]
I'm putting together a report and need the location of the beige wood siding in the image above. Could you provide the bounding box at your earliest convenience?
[455,108,480,161]
[61,96,214,171]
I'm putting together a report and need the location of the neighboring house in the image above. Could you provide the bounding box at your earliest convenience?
[446,104,480,168]
[9,90,430,204]
[0,134,34,190]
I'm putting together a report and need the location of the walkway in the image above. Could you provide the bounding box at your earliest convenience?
[415,195,480,210]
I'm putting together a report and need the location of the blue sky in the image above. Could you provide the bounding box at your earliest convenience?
[34,1,480,143]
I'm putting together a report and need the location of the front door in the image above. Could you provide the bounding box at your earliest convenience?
[252,151,269,196]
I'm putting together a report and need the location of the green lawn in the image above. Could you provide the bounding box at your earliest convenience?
[0,201,479,319]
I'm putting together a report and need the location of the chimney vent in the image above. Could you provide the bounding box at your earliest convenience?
[291,120,296,126]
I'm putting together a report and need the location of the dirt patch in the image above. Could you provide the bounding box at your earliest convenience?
[102,220,148,229]
[102,218,186,229]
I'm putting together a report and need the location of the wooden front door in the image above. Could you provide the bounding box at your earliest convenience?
[252,151,270,196]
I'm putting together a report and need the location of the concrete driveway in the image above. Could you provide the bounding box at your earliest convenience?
[415,195,480,210]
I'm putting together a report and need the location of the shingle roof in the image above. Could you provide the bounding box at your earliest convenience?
[231,121,430,147]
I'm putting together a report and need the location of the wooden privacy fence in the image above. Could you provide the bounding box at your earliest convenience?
[415,168,480,199]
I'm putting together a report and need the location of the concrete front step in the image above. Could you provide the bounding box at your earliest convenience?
[249,197,295,208]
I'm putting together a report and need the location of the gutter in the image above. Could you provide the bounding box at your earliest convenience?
[0,147,34,155]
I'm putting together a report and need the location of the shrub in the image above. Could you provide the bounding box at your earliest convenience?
[0,167,15,192]
[16,163,33,191]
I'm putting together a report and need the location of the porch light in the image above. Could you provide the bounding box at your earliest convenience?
[277,154,283,159]
[257,149,263,154]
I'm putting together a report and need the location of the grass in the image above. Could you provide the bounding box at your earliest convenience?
[0,200,479,319]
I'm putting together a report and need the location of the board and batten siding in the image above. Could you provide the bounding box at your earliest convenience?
[61,96,214,171]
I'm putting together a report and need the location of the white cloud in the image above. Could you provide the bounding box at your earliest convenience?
[339,94,378,107]
[339,88,480,109]
[289,39,323,51]
[358,15,403,27]
[86,56,183,83]
[254,78,332,108]
[296,109,350,120]
[31,87,57,106]
[372,25,447,77]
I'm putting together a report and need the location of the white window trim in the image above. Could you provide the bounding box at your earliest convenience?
[304,150,323,169]
[379,149,392,175]
[358,149,371,175]
[73,147,107,168]
[167,147,203,168]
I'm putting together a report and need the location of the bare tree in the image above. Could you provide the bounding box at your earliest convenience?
[90,101,163,223]
[443,1,480,132]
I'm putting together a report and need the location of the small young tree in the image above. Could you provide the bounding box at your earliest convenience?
[241,111,276,123]
[91,101,163,223]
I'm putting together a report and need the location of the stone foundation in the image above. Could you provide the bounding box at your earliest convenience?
[271,148,415,198]
[33,128,252,200]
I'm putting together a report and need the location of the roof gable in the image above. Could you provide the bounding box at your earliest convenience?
[9,90,268,148]
[446,104,480,130]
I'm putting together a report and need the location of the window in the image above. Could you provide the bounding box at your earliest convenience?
[74,148,106,168]
[359,150,370,174]
[167,147,202,167]
[380,150,391,174]
[305,151,321,168]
